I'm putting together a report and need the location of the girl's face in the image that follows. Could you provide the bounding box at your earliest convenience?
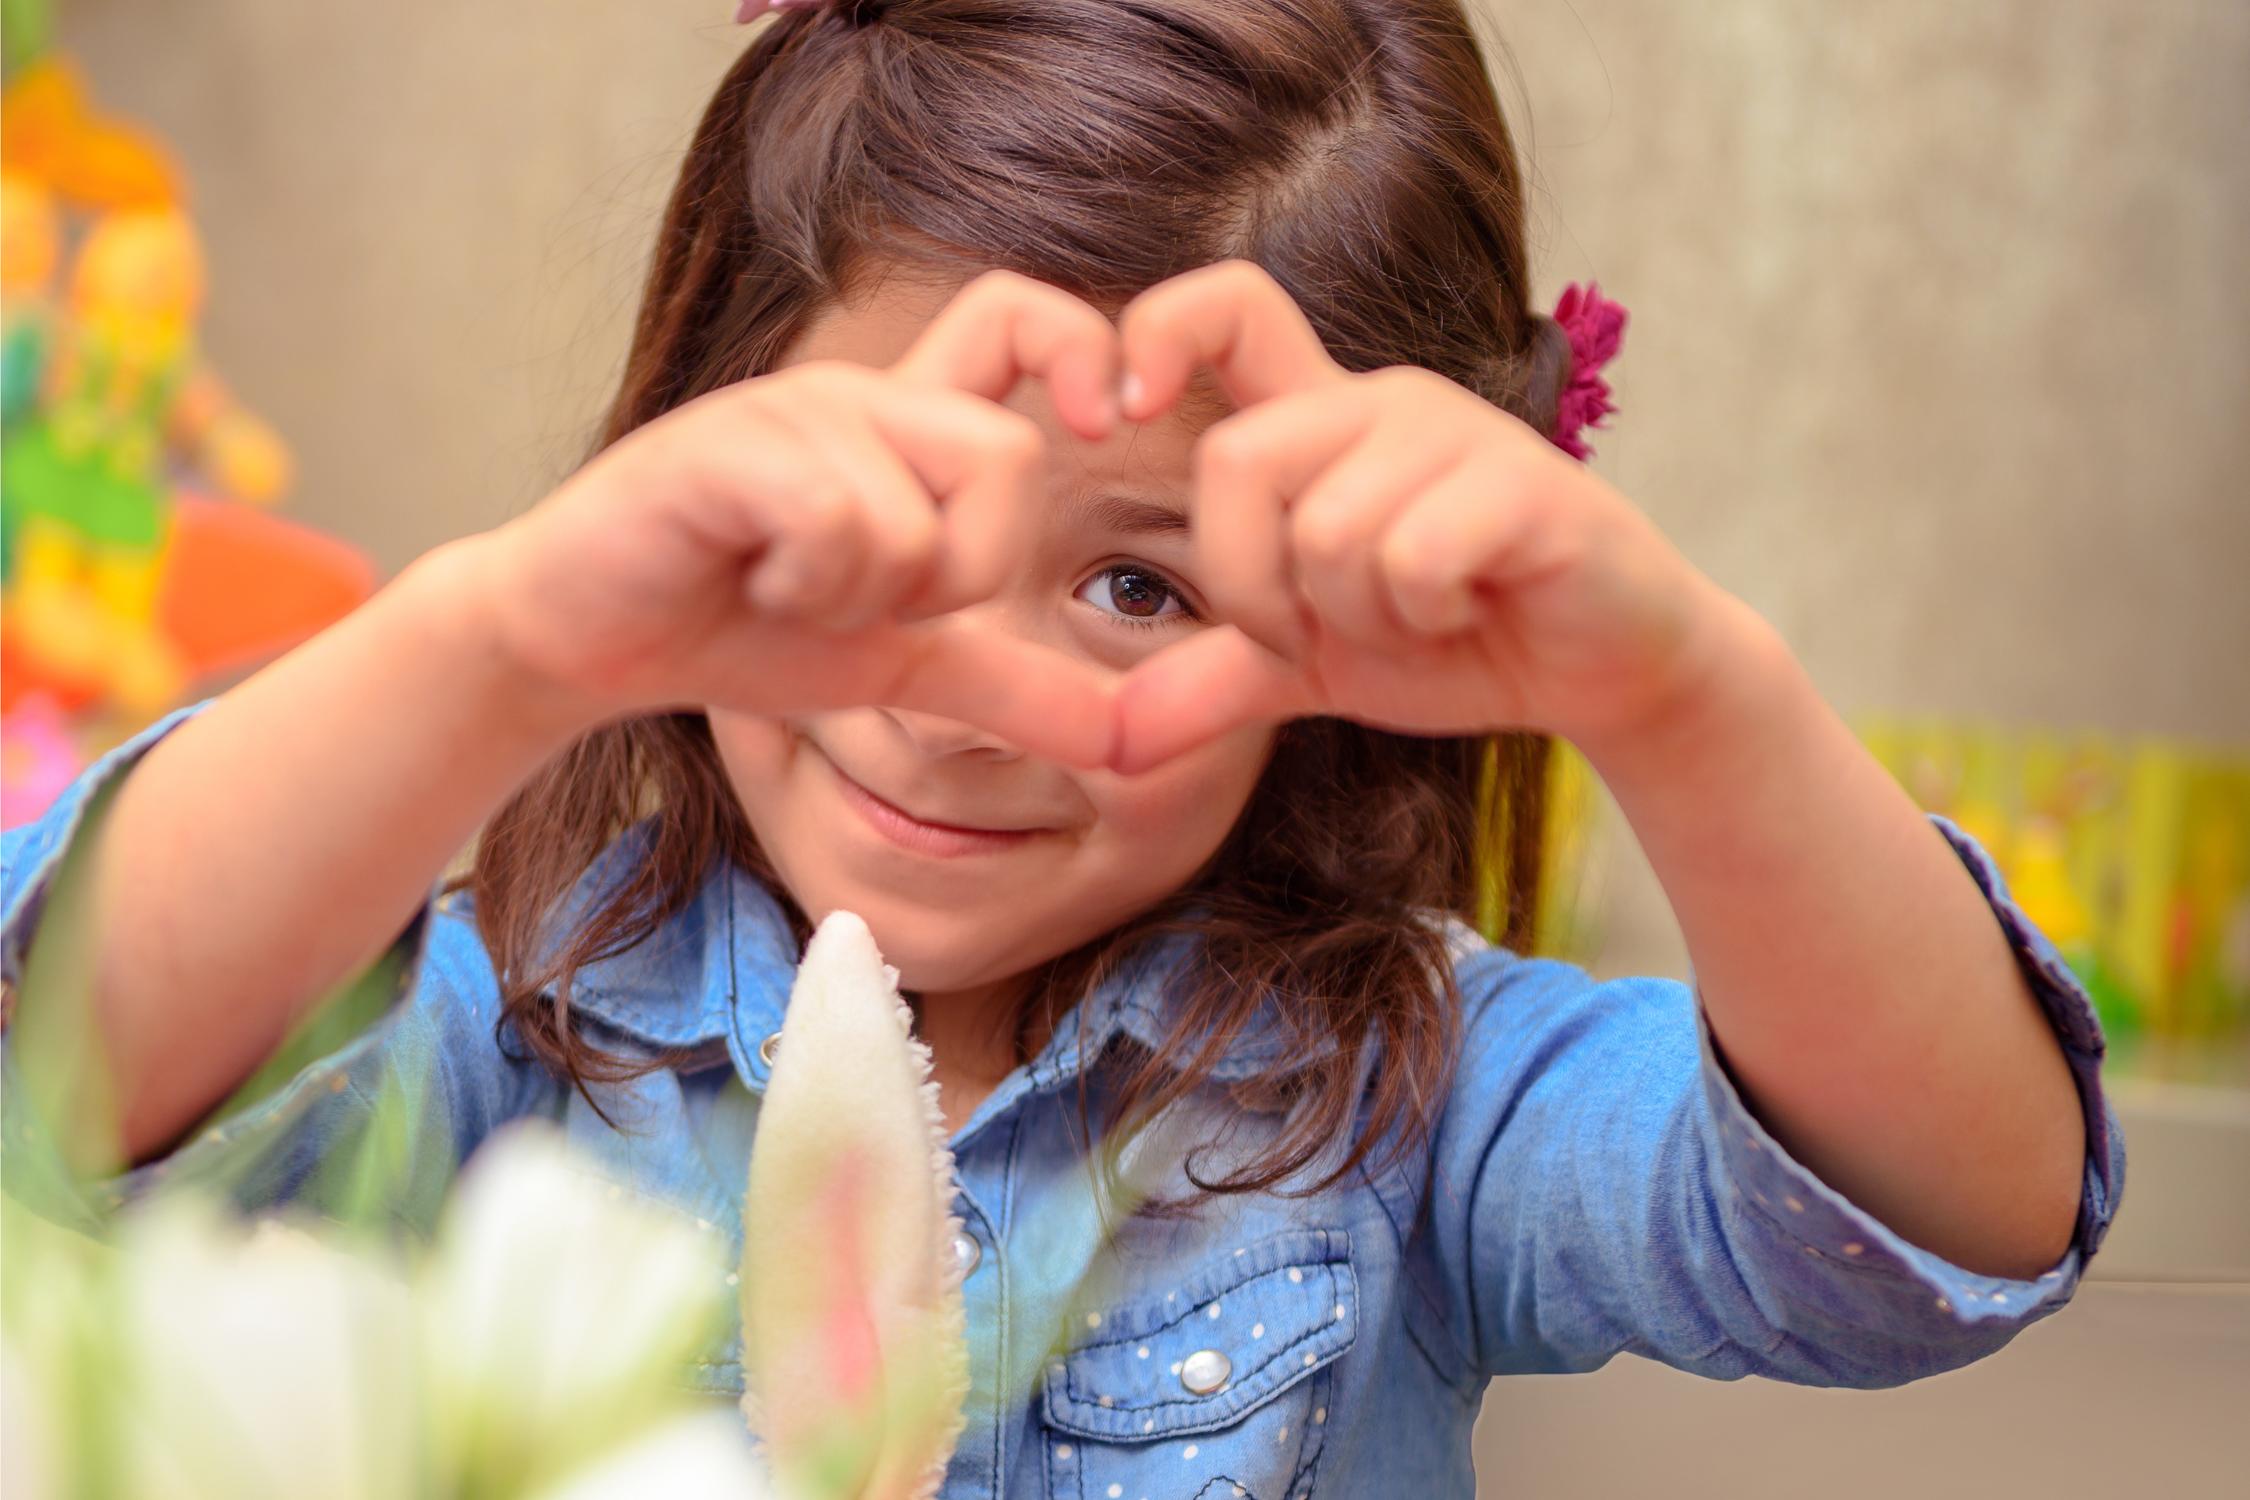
[708,271,1276,1005]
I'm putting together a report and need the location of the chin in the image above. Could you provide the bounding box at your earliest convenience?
[787,869,1028,992]
[705,702,1260,997]
[713,711,1062,976]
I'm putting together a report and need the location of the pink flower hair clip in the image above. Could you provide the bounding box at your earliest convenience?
[735,0,828,19]
[1547,281,1629,462]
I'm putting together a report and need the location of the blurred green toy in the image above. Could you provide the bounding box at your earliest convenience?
[0,24,372,824]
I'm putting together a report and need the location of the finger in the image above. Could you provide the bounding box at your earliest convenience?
[1110,624,1315,776]
[1377,460,1561,635]
[890,269,1121,440]
[697,618,1110,770]
[879,616,1120,770]
[856,382,1047,618]
[1116,259,1346,421]
[1189,384,1375,657]
[764,383,944,631]
[1287,412,1462,652]
[692,416,871,623]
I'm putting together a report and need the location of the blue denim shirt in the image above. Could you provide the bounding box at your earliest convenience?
[1,703,2126,1500]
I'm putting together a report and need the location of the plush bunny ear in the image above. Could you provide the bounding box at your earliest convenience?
[740,910,969,1500]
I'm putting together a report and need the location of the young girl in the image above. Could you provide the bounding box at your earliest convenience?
[2,1,2122,1495]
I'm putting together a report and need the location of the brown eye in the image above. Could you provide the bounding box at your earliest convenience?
[1074,564,1199,630]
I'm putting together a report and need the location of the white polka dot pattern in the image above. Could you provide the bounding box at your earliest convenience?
[1040,1229,1352,1499]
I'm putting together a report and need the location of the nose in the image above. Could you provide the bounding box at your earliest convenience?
[879,706,1026,761]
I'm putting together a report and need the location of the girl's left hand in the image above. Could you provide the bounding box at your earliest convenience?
[1109,260,1740,773]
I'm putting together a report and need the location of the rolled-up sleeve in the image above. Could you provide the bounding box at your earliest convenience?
[1424,813,2126,1388]
[1,701,541,1238]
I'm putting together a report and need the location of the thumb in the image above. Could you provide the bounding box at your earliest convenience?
[880,616,1121,771]
[1111,626,1314,775]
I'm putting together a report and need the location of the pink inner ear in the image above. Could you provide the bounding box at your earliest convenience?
[816,1150,883,1402]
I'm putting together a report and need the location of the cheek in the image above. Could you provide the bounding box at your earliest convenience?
[706,711,794,822]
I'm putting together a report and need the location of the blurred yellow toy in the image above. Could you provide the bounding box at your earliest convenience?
[3,198,207,715]
[1860,715,2250,1047]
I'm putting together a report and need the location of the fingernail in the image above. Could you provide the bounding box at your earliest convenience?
[1118,370,1145,419]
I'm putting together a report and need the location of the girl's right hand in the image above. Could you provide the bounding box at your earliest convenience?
[469,271,1126,769]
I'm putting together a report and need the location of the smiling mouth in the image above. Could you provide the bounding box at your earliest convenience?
[817,750,1049,858]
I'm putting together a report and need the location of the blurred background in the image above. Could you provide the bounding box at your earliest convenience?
[3,1,2244,1495]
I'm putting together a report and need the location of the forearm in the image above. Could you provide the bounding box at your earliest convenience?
[62,536,590,1163]
[1578,597,2086,1279]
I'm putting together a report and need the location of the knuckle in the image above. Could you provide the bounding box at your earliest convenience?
[1216,257,1281,298]
[1371,364,1449,404]
[1369,363,1425,392]
[774,360,878,414]
[978,410,1045,470]
[1114,288,1163,339]
[1194,422,1262,483]
[955,554,1010,603]
[723,380,788,429]
[884,505,943,574]
[790,479,861,542]
[1291,507,1360,566]
[964,267,1036,308]
[1377,524,1449,591]
[781,357,856,391]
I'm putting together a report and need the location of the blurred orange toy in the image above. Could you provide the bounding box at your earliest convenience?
[0,54,180,211]
[159,493,375,685]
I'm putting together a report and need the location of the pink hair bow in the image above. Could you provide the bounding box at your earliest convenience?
[1547,281,1628,462]
[736,0,827,19]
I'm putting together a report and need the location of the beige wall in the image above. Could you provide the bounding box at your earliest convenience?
[61,0,743,564]
[52,2,2250,1495]
[1487,0,2250,745]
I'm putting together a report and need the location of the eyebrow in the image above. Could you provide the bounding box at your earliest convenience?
[1067,491,1192,538]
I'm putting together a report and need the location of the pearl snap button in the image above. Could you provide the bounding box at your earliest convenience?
[1180,1348,1232,1395]
[950,1231,982,1277]
[758,1031,781,1068]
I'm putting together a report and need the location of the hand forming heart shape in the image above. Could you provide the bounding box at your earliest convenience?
[1101,260,1712,775]
[652,259,1703,778]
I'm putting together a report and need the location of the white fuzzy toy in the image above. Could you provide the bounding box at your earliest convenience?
[739,910,971,1500]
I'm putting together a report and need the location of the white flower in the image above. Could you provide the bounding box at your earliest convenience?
[113,1201,419,1500]
[421,1121,731,1495]
[528,1410,775,1500]
[1,1339,58,1500]
[5,1118,760,1500]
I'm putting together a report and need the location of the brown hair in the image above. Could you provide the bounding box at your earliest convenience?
[469,0,1573,1198]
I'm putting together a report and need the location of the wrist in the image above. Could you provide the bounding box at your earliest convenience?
[1570,589,1811,799]
[398,535,613,752]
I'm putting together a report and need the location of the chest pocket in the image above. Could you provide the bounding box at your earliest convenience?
[1041,1227,1357,1500]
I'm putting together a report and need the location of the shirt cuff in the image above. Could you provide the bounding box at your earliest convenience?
[1,700,212,979]
[1693,812,2126,1332]
[0,700,437,1232]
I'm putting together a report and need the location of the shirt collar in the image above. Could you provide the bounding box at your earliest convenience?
[552,827,1309,1094]
[543,824,790,1085]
